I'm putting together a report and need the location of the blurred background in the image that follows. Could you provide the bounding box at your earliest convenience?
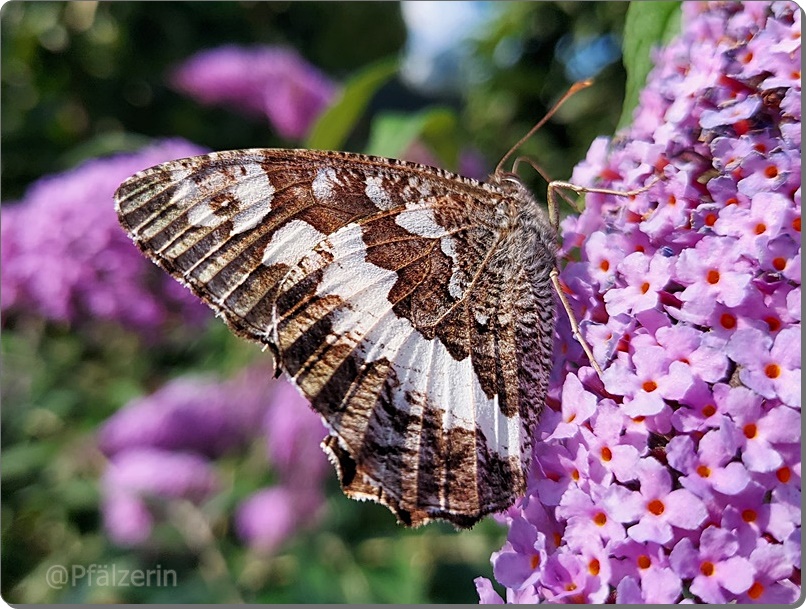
[2,1,630,603]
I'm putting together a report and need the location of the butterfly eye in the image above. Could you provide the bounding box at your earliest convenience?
[489,172,523,190]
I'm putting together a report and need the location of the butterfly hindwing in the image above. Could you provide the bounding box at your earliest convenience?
[115,149,556,527]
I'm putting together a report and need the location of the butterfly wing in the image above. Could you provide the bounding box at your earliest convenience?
[115,149,554,527]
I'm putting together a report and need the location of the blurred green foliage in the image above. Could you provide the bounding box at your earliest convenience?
[0,1,653,603]
[1,1,633,199]
[2,1,407,198]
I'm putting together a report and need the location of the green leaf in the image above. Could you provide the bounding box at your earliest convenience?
[305,58,399,151]
[1,442,57,480]
[617,1,681,130]
[365,107,459,168]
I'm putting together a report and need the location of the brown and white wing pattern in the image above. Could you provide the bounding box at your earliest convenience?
[115,149,557,527]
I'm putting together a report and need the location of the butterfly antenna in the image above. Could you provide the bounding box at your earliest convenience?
[495,79,594,176]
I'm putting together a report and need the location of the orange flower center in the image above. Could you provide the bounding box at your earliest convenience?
[748,581,764,599]
[744,423,758,439]
[764,165,779,179]
[696,465,711,478]
[530,554,541,570]
[702,404,717,417]
[600,260,610,272]
[765,363,781,379]
[700,561,715,577]
[648,499,665,516]
[773,257,786,271]
[637,555,651,569]
[707,269,720,284]
[589,559,600,576]
[601,447,613,462]
[777,467,791,484]
[720,313,737,329]
[642,380,658,392]
[742,509,757,523]
[704,213,717,226]
[641,282,651,294]
[593,512,607,526]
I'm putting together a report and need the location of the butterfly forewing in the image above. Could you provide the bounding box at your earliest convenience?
[115,149,557,527]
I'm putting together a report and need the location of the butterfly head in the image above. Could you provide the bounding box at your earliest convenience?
[488,170,536,205]
[486,169,558,258]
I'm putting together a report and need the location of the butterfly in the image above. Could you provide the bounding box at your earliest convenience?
[112,80,611,528]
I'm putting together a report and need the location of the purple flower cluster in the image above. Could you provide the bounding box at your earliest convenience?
[235,380,331,555]
[1,139,209,336]
[478,2,800,604]
[170,45,339,140]
[99,367,329,552]
[99,369,269,459]
[102,448,220,546]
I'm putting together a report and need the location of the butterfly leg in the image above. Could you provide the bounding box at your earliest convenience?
[546,178,659,378]
[549,264,604,377]
[547,178,659,231]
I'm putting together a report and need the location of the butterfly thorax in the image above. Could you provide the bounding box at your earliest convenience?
[485,171,558,282]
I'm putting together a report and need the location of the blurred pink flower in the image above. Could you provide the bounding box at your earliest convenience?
[234,486,325,555]
[170,45,338,140]
[101,448,219,546]
[99,367,330,554]
[99,367,274,458]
